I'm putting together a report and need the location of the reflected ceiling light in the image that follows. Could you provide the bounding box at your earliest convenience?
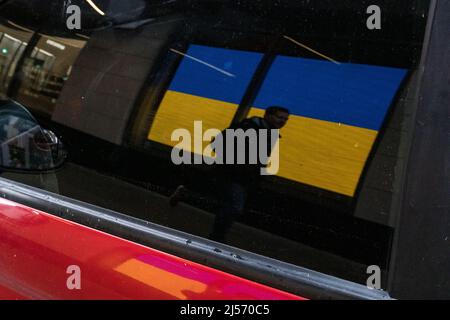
[7,20,34,33]
[170,48,236,78]
[85,0,106,16]
[38,49,54,57]
[46,39,66,50]
[4,33,21,43]
[75,33,90,40]
[283,35,341,65]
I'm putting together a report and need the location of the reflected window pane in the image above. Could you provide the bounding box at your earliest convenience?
[14,35,86,116]
[149,45,263,156]
[251,56,407,196]
[0,30,30,91]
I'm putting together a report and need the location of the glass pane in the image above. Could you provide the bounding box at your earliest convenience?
[0,0,430,289]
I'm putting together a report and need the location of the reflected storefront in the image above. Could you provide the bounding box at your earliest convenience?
[0,23,86,116]
[0,26,31,92]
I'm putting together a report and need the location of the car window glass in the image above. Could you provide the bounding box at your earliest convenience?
[0,1,430,289]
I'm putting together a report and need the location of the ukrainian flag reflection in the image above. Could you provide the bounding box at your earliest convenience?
[149,45,406,197]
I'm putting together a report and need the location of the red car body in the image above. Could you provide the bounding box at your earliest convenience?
[0,198,303,300]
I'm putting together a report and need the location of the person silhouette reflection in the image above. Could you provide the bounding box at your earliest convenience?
[208,106,289,242]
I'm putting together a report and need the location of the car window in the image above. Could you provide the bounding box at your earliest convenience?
[0,0,430,289]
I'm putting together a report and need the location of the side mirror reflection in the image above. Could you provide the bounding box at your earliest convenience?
[0,100,67,171]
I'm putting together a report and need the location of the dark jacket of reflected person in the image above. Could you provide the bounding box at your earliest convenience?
[209,106,290,242]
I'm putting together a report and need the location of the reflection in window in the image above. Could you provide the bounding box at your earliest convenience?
[0,109,57,171]
[0,29,30,93]
[14,35,86,116]
[0,3,426,286]
[148,45,263,156]
[249,56,407,196]
[0,23,87,117]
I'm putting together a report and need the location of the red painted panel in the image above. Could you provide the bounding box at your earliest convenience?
[0,283,26,300]
[0,198,304,300]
